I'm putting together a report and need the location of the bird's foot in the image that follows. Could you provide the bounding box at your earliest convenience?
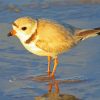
[50,73,55,79]
[47,71,55,79]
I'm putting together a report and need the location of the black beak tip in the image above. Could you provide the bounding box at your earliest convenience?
[7,32,12,37]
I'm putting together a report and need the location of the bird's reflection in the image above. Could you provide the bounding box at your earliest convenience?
[33,75,79,100]
[48,76,59,94]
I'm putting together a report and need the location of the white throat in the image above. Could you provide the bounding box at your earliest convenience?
[15,20,37,43]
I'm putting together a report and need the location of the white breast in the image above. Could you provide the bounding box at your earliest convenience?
[14,23,52,56]
[22,41,51,56]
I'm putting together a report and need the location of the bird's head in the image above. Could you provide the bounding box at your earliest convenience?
[8,17,37,42]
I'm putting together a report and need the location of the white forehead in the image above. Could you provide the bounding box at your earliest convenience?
[12,19,38,42]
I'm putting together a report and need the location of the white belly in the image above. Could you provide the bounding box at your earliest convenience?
[22,42,51,56]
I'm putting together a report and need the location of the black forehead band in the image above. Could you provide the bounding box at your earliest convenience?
[12,22,19,28]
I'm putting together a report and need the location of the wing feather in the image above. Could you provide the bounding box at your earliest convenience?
[35,19,75,54]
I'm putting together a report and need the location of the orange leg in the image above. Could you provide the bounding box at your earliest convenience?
[54,81,59,93]
[51,57,58,78]
[48,56,51,76]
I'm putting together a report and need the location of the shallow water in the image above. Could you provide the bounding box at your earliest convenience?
[0,0,100,100]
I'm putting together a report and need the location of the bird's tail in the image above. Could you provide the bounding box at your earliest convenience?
[75,27,100,42]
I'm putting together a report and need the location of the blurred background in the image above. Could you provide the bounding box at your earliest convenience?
[0,0,100,100]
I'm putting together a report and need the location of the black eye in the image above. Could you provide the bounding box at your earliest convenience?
[21,27,27,31]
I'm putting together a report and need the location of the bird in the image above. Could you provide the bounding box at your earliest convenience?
[8,17,100,78]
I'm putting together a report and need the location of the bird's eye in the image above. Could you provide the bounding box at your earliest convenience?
[21,27,27,31]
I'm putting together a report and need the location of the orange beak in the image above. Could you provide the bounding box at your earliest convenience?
[8,29,16,37]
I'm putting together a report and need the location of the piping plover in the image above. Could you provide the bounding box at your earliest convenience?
[8,17,100,78]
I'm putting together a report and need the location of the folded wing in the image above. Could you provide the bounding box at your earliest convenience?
[36,19,76,54]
